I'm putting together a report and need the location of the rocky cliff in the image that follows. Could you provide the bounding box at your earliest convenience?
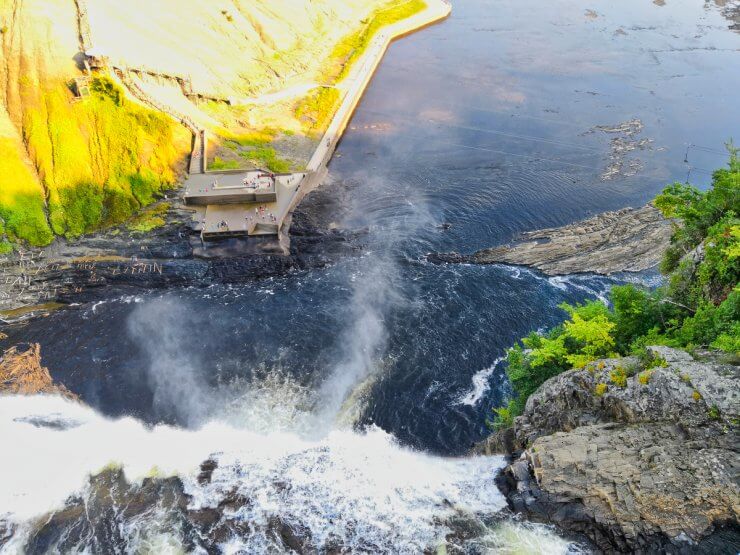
[477,346,740,552]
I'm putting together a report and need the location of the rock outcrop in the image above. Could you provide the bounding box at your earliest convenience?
[0,343,78,400]
[429,204,672,275]
[479,347,740,552]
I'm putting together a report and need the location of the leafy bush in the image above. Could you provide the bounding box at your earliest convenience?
[492,149,739,427]
[594,383,608,396]
[489,400,516,430]
[503,300,619,415]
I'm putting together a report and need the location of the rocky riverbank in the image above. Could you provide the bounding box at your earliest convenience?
[0,182,362,322]
[428,204,672,275]
[476,346,740,553]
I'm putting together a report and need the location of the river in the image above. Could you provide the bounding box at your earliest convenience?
[1,0,738,552]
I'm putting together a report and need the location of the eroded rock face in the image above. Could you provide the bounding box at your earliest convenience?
[485,347,740,552]
[0,344,78,400]
[429,204,672,276]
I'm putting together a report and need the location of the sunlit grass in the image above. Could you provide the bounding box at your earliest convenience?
[326,0,426,82]
[2,75,185,244]
[294,87,340,137]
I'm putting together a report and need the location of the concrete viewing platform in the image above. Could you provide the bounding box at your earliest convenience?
[184,170,305,239]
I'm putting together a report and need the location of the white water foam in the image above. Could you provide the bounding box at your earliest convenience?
[456,356,506,406]
[547,275,610,305]
[0,395,510,553]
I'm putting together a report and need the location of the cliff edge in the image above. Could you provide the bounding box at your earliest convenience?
[477,346,740,553]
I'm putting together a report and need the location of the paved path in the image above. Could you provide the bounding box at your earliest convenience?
[230,82,322,106]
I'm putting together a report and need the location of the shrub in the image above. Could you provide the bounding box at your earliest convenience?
[644,354,669,370]
[638,370,653,385]
[595,383,608,396]
[610,366,628,388]
[708,405,721,420]
[489,400,516,431]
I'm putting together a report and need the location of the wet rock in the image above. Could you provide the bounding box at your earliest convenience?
[0,180,364,319]
[486,347,740,552]
[0,520,14,549]
[0,343,78,400]
[197,458,218,485]
[269,516,315,554]
[430,204,672,275]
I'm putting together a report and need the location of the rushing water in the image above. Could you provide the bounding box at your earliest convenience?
[2,0,739,552]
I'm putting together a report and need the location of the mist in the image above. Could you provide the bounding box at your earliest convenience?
[127,297,215,427]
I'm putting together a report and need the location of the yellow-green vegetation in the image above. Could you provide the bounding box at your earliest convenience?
[327,0,427,82]
[595,383,608,396]
[644,354,668,369]
[692,390,703,401]
[126,202,170,233]
[0,241,13,255]
[1,75,183,247]
[492,150,739,428]
[216,129,293,172]
[209,157,242,171]
[638,370,653,385]
[708,405,721,420]
[610,366,628,388]
[0,138,54,246]
[294,87,341,138]
[489,403,515,431]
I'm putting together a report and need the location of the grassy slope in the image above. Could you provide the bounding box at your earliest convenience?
[0,77,186,246]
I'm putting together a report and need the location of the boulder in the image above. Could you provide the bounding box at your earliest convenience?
[489,347,740,552]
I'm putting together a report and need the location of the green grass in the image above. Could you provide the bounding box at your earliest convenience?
[209,157,242,170]
[2,75,182,244]
[327,0,427,82]
[0,241,13,255]
[216,129,293,172]
[294,87,340,137]
[126,202,170,233]
[239,147,292,173]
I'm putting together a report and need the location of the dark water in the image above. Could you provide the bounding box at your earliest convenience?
[5,0,739,456]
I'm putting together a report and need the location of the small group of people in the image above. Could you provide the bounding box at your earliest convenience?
[248,204,277,223]
[242,172,275,190]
